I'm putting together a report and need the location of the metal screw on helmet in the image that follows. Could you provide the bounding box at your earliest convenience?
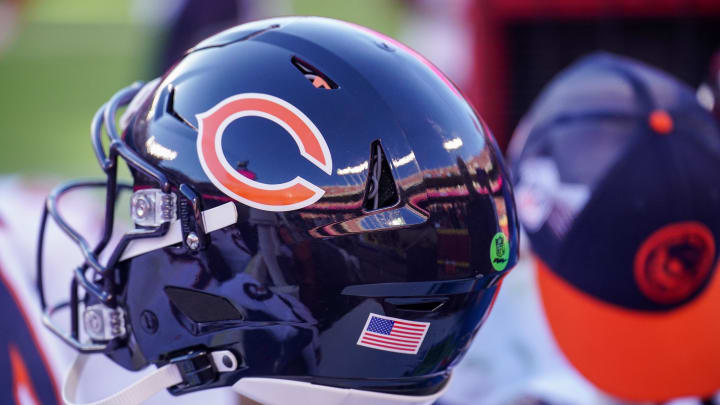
[134,197,149,218]
[186,232,200,250]
[84,308,104,336]
[140,310,159,334]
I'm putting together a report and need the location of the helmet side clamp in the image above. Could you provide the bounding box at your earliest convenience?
[129,184,209,252]
[177,184,208,252]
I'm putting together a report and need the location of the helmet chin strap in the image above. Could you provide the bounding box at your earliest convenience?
[63,355,182,405]
[63,350,238,405]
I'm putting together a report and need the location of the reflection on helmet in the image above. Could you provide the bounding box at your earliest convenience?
[38,17,519,404]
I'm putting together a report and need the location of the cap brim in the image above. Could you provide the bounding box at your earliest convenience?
[536,257,720,401]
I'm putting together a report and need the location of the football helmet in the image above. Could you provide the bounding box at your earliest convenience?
[37,17,519,405]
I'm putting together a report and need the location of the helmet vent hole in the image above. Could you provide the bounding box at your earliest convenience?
[291,56,337,90]
[363,140,400,211]
[166,86,196,130]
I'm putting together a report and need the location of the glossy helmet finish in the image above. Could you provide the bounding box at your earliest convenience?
[38,17,519,400]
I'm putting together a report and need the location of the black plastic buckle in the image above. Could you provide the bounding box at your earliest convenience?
[169,351,217,390]
[178,184,207,252]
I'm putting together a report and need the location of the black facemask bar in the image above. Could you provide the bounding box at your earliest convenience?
[36,82,205,353]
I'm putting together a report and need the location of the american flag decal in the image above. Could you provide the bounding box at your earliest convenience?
[356,313,430,354]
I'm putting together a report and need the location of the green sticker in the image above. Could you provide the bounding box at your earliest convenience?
[490,232,510,271]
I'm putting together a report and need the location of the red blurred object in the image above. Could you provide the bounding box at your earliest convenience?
[467,0,720,151]
[648,110,673,135]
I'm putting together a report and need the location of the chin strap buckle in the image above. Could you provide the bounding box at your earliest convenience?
[169,351,215,389]
[170,350,239,391]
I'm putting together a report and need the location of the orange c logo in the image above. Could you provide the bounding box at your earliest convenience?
[196,93,332,211]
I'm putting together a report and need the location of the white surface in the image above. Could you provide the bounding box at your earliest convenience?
[234,376,448,405]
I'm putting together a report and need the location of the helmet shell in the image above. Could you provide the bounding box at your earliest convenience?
[117,17,519,395]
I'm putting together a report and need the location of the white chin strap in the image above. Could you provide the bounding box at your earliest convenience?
[63,351,237,405]
[120,201,238,262]
[63,355,182,405]
[63,353,449,405]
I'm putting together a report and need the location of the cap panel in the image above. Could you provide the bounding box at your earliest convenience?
[519,54,643,131]
[557,129,720,310]
[513,116,642,270]
[549,117,642,184]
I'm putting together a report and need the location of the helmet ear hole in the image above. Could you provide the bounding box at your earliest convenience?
[385,297,448,312]
[291,56,337,90]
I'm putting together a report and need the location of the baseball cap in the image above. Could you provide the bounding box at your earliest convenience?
[509,52,720,402]
[697,50,720,120]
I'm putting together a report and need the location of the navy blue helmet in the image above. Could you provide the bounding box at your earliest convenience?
[38,17,519,404]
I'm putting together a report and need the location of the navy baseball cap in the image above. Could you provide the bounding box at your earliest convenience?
[698,50,720,120]
[509,52,720,402]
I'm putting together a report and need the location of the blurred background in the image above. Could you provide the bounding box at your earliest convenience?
[0,0,720,177]
[0,0,409,178]
[1,0,719,179]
